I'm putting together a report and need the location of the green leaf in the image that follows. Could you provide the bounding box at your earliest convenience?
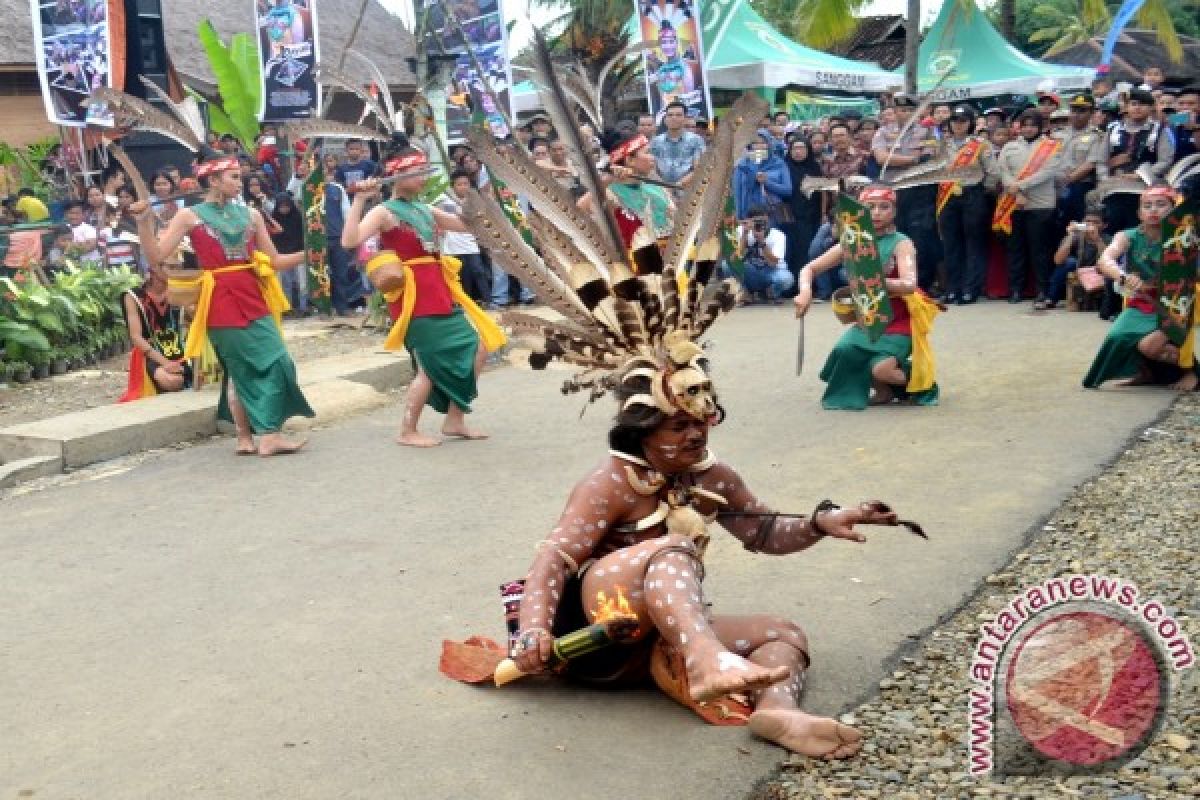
[198,20,259,150]
[230,33,263,120]
[0,320,51,351]
[34,312,65,334]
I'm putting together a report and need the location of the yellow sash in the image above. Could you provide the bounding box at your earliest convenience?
[991,138,1061,235]
[936,138,983,216]
[367,254,507,354]
[171,251,289,360]
[902,293,941,393]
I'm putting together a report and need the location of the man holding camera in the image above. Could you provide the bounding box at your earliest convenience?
[734,206,793,304]
[1049,208,1108,311]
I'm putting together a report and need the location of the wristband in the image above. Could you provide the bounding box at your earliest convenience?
[810,499,841,536]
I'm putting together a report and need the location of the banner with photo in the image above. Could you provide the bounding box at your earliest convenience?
[255,0,322,121]
[29,0,115,127]
[784,91,878,122]
[635,0,713,125]
[418,0,514,143]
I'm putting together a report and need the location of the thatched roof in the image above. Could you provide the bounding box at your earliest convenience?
[0,0,36,66]
[829,15,908,71]
[164,0,415,92]
[0,0,416,90]
[1043,29,1200,85]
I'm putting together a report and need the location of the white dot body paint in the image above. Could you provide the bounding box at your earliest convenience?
[675,580,687,589]
[680,633,688,644]
[735,639,750,651]
[717,652,749,672]
[594,569,605,578]
[766,629,779,640]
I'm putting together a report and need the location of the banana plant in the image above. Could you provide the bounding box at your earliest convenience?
[197,20,263,151]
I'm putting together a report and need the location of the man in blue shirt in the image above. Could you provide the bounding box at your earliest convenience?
[334,138,379,197]
[649,101,706,187]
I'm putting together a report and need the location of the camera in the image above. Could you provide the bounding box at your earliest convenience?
[1071,222,1087,232]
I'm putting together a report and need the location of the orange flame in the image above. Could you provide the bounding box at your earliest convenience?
[592,585,636,624]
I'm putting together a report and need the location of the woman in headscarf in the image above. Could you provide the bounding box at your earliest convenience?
[782,138,823,297]
[270,192,308,316]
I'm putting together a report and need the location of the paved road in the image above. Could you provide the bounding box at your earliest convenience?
[1,303,1175,800]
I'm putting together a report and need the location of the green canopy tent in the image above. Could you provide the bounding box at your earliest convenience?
[911,0,1093,100]
[701,0,902,94]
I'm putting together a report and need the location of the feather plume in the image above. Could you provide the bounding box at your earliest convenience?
[661,92,767,280]
[524,210,586,284]
[692,279,739,339]
[277,119,390,142]
[501,311,612,348]
[557,65,601,132]
[460,189,599,330]
[1097,176,1153,199]
[801,175,871,195]
[530,29,630,272]
[347,50,396,127]
[85,88,202,151]
[465,127,625,271]
[137,77,206,143]
[886,159,986,191]
[1167,153,1200,188]
[318,63,392,133]
[105,143,151,203]
[660,264,682,332]
[879,73,951,181]
[594,42,654,128]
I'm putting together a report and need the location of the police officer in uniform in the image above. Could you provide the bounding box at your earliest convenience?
[937,105,991,304]
[1054,94,1107,226]
[871,93,941,293]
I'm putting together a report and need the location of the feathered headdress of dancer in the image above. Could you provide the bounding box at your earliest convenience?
[457,29,768,424]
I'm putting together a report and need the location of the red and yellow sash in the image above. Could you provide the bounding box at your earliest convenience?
[991,138,1061,234]
[172,252,290,360]
[366,253,507,354]
[935,139,983,217]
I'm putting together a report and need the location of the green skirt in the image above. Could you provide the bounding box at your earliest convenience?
[406,308,480,413]
[819,326,939,411]
[1082,307,1194,388]
[210,316,315,433]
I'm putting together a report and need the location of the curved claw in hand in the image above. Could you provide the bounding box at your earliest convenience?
[862,501,927,539]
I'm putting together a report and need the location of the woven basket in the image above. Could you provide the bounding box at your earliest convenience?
[831,287,857,325]
[165,268,203,307]
[366,252,407,295]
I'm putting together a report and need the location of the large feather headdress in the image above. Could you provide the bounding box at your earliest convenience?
[459,29,768,423]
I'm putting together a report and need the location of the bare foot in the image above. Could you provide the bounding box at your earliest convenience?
[396,431,441,448]
[1113,367,1154,387]
[687,649,790,703]
[869,383,894,405]
[257,434,307,457]
[1169,372,1198,392]
[1158,344,1180,364]
[749,709,864,759]
[442,426,489,440]
[235,438,257,456]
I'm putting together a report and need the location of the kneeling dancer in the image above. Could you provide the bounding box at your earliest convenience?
[794,186,942,409]
[341,146,506,447]
[1083,185,1198,392]
[134,153,313,455]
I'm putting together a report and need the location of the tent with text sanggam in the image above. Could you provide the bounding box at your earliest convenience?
[907,0,1093,99]
[700,0,902,93]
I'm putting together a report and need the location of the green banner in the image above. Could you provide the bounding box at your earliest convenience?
[836,194,893,343]
[1158,202,1198,346]
[785,91,878,122]
[303,158,331,314]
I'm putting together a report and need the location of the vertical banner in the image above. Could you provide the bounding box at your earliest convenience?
[255,0,322,121]
[29,0,115,127]
[636,0,713,124]
[418,0,513,143]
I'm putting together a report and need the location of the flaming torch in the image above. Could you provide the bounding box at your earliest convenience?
[492,586,642,686]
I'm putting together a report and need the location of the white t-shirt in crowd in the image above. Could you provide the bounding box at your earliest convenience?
[735,225,787,264]
[70,221,100,261]
[437,193,480,255]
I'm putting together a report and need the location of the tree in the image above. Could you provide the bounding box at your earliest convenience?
[196,21,262,152]
[1027,0,1111,57]
[993,0,1199,64]
[752,0,869,49]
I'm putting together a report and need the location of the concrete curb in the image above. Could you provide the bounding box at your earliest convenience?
[0,350,413,482]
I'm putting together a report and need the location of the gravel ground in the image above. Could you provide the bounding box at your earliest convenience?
[751,393,1199,800]
[0,316,389,429]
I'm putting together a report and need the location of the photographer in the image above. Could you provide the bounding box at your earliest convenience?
[733,134,792,225]
[1049,209,1108,311]
[734,206,793,304]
